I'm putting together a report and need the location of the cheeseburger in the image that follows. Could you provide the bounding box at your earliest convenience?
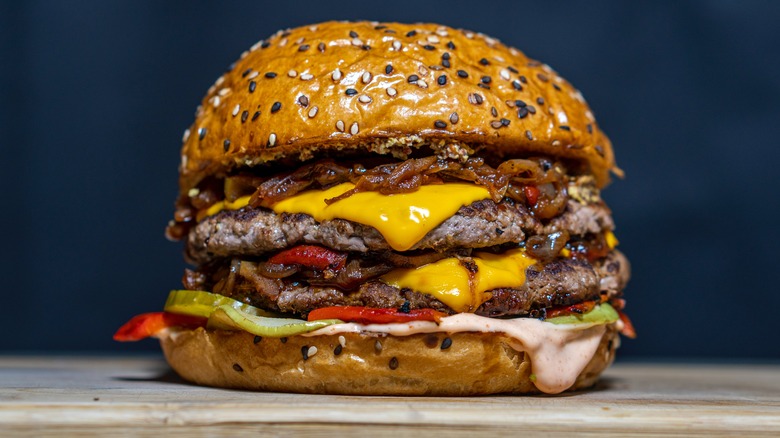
[115,21,634,395]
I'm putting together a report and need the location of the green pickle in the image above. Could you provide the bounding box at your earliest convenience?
[546,303,619,325]
[164,290,278,318]
[207,305,342,337]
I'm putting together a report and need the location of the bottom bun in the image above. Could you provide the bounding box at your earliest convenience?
[159,325,618,395]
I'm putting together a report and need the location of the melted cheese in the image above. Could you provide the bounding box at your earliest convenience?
[381,249,536,312]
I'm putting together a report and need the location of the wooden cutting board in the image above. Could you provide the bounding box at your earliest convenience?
[0,356,778,436]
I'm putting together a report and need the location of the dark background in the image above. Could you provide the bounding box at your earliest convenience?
[2,1,779,359]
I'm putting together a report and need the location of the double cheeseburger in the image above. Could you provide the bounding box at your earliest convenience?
[116,21,634,395]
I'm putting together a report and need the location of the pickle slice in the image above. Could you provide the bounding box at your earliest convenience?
[164,290,278,318]
[207,305,342,337]
[546,303,619,325]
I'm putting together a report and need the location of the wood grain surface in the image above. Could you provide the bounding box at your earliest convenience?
[0,356,778,436]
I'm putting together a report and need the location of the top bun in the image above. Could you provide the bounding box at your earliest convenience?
[179,21,616,192]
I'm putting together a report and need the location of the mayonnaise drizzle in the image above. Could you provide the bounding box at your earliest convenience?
[305,313,608,394]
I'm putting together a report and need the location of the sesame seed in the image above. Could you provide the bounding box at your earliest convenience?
[519,75,528,84]
[491,106,498,117]
[307,346,318,358]
[301,345,309,360]
[280,337,287,343]
[358,95,372,103]
[406,30,417,37]
[350,122,359,135]
[417,79,428,89]
[423,44,435,51]
[479,58,489,66]
[265,72,277,78]
[246,71,259,80]
[437,74,447,85]
[287,69,298,77]
[268,133,276,146]
[271,101,281,113]
[441,337,452,350]
[300,73,313,81]
[526,130,534,140]
[385,64,393,74]
[248,81,256,93]
[467,93,483,105]
[559,125,571,131]
[386,87,397,97]
[298,95,309,107]
[527,105,537,114]
[389,357,399,370]
[481,75,491,84]
[587,124,593,134]
[298,44,310,52]
[332,69,342,81]
[449,112,459,124]
[253,335,262,344]
[232,104,240,116]
[501,118,510,126]
[457,70,468,78]
[336,120,345,132]
[505,100,516,108]
[500,69,511,81]
[223,139,230,151]
[308,106,318,118]
[446,41,456,50]
[218,88,230,96]
[434,120,447,129]
[392,40,402,51]
[478,83,490,90]
[198,127,207,140]
[251,111,260,121]
[260,40,270,49]
[442,59,451,68]
[339,335,346,347]
[512,80,523,91]
[518,107,529,119]
[515,99,527,107]
[407,74,419,83]
[241,68,253,78]
[349,30,359,38]
[232,363,243,372]
[507,66,519,73]
[345,88,358,96]
[442,52,451,60]
[334,344,343,355]
[537,97,545,105]
[553,83,562,91]
[317,42,326,52]
[351,38,363,46]
[241,110,249,123]
[374,340,383,352]
[362,71,372,84]
[427,35,440,43]
[182,129,190,142]
[490,120,503,129]
[436,28,448,37]
[279,38,288,47]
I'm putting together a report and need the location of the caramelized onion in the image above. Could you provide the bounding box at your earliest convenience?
[256,262,299,279]
[306,260,393,290]
[526,230,570,262]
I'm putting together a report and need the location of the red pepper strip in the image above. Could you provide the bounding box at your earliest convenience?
[546,300,597,319]
[617,310,637,339]
[113,312,207,342]
[307,306,446,324]
[523,185,540,206]
[268,245,347,271]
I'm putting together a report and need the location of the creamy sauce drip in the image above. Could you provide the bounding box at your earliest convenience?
[305,314,608,394]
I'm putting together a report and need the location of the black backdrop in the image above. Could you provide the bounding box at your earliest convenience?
[2,1,779,359]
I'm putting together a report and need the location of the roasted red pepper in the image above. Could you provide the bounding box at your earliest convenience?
[113,312,207,342]
[545,300,597,319]
[617,310,637,339]
[307,306,446,324]
[523,185,540,206]
[268,245,347,271]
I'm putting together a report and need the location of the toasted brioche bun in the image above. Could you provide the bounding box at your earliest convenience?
[159,325,618,395]
[180,21,617,193]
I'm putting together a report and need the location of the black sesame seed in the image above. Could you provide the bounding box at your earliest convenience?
[507,66,519,73]
[491,106,498,117]
[385,64,393,74]
[375,25,387,30]
[317,42,326,52]
[389,357,399,370]
[260,41,270,49]
[223,139,230,152]
[495,228,504,235]
[512,80,523,91]
[515,99,527,108]
[457,70,468,78]
[374,340,383,352]
[449,112,459,124]
[407,74,419,83]
[501,118,510,126]
[423,44,435,51]
[527,105,536,114]
[437,74,447,85]
[406,30,417,37]
[490,120,503,129]
[478,83,490,90]
[536,97,545,105]
[553,83,562,91]
[519,75,528,83]
[442,52,451,60]
[248,81,256,93]
[481,75,492,84]
[198,128,207,140]
[474,93,483,104]
[595,145,605,156]
[349,30,359,38]
[587,124,593,134]
[298,95,309,107]
[232,363,243,372]
[241,68,253,78]
[525,130,534,140]
[281,31,291,37]
[271,101,281,113]
[301,345,309,360]
[559,125,571,131]
[361,44,371,51]
[241,110,249,123]
[253,335,262,344]
[434,120,447,129]
[441,337,452,350]
[517,107,529,119]
[298,44,310,52]
[345,88,358,96]
[280,337,288,343]
[479,58,489,66]
[265,72,277,78]
[251,111,260,121]
[447,41,456,50]
[442,59,451,68]
[334,344,343,356]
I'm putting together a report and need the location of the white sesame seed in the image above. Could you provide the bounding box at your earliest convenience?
[246,71,259,80]
[187,188,200,197]
[232,104,240,117]
[295,37,304,45]
[362,71,372,84]
[268,133,276,146]
[336,120,345,132]
[250,40,263,51]
[350,122,359,135]
[500,69,511,81]
[332,69,342,81]
[436,28,449,37]
[358,95,372,103]
[392,40,402,51]
[417,79,428,89]
[338,335,346,347]
[287,69,298,77]
[465,31,474,39]
[307,346,318,358]
[300,73,313,81]
[351,38,363,46]
[212,96,220,107]
[308,106,318,118]
[427,35,440,43]
[374,340,382,352]
[386,87,397,97]
[182,129,190,142]
[309,25,318,32]
[558,111,569,124]
[218,88,230,96]
[278,38,288,47]
[215,76,225,86]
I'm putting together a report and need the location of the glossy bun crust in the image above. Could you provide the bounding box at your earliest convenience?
[159,325,618,395]
[180,21,617,193]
